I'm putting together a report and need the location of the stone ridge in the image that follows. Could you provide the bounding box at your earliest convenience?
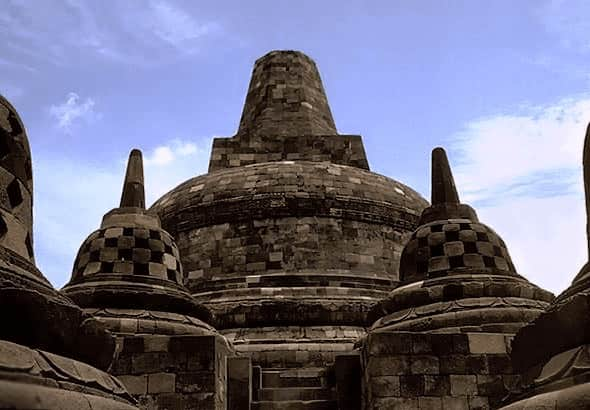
[153,161,426,235]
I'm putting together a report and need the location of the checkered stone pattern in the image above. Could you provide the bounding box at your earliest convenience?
[72,226,183,284]
[400,218,517,282]
[0,96,34,262]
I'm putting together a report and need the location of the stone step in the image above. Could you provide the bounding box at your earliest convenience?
[259,387,335,401]
[262,368,328,388]
[251,400,338,410]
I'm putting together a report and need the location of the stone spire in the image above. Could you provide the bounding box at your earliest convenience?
[419,147,478,225]
[431,147,460,205]
[237,50,337,137]
[119,149,145,209]
[63,149,210,322]
[398,146,519,283]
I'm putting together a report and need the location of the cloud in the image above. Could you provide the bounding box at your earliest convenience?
[33,137,212,287]
[143,139,209,204]
[144,139,198,166]
[449,94,590,294]
[146,0,220,51]
[49,92,98,132]
[0,0,222,67]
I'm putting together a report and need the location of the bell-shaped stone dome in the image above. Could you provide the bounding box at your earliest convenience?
[63,150,210,323]
[370,147,552,332]
[400,148,517,283]
[151,51,429,331]
[0,95,139,409]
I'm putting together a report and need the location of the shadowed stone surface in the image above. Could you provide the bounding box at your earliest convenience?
[63,148,234,409]
[4,49,586,409]
[500,124,590,409]
[363,148,552,409]
[370,148,552,333]
[0,95,138,409]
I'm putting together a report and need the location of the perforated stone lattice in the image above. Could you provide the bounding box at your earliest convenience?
[400,218,517,281]
[72,226,183,284]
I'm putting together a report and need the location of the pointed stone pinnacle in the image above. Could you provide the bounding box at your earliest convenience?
[431,147,460,205]
[120,149,145,209]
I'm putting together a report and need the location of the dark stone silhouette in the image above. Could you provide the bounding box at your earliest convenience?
[1,50,587,409]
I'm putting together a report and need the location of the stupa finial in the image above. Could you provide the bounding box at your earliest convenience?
[431,147,460,205]
[120,149,145,209]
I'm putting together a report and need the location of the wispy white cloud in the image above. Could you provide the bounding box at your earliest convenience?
[143,138,210,204]
[450,94,590,294]
[144,139,198,166]
[145,0,220,51]
[0,0,222,67]
[49,92,98,132]
[33,137,213,287]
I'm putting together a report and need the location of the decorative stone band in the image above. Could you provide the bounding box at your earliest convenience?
[84,308,218,336]
[222,325,365,368]
[199,286,389,329]
[371,296,549,333]
[209,134,369,171]
[151,161,427,237]
[369,274,554,331]
[501,344,590,409]
[0,340,136,409]
[162,193,421,236]
[189,272,397,294]
[63,275,212,323]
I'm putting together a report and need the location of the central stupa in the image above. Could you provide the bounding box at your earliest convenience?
[150,50,428,368]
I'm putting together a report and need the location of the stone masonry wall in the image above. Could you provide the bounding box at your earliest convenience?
[182,217,406,287]
[208,134,369,171]
[112,335,231,410]
[362,331,517,409]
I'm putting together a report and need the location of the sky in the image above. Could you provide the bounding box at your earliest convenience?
[1,0,589,294]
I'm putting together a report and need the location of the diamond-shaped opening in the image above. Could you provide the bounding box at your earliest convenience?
[0,215,7,238]
[0,129,12,159]
[6,178,23,208]
[25,233,33,259]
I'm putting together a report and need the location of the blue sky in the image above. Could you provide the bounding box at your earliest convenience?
[1,0,589,294]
